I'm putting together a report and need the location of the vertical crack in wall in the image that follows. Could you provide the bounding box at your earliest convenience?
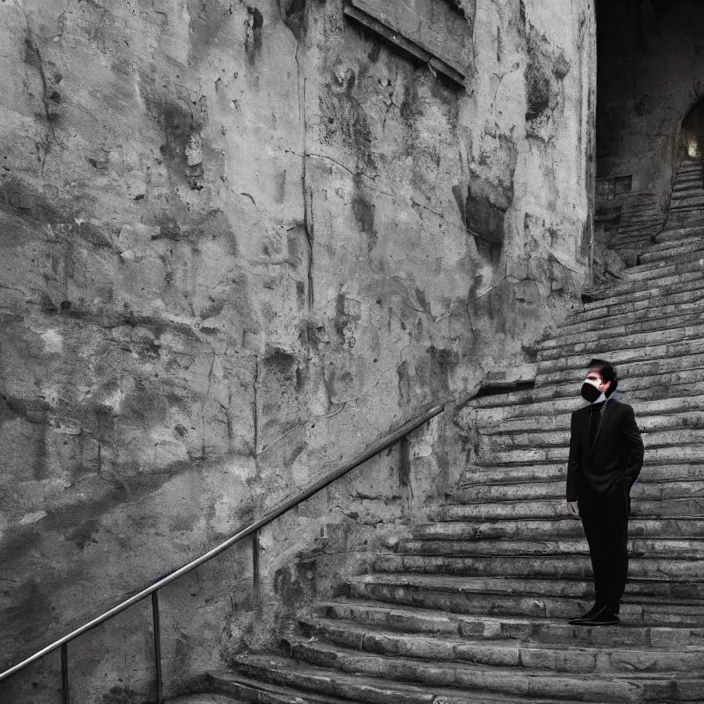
[294,42,314,311]
[253,356,260,457]
[23,25,56,173]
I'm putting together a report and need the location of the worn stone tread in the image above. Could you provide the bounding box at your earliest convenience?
[416,517,704,541]
[284,638,703,702]
[432,496,704,519]
[294,617,704,673]
[216,659,605,704]
[168,696,242,704]
[311,600,704,648]
[373,554,704,588]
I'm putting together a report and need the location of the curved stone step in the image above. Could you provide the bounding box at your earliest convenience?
[639,241,704,264]
[476,371,704,406]
[216,658,606,704]
[581,274,704,308]
[474,373,704,411]
[394,537,704,560]
[476,411,704,436]
[294,618,704,674]
[537,323,704,361]
[454,478,704,503]
[415,517,704,541]
[479,428,704,453]
[536,355,704,388]
[571,283,704,325]
[476,444,704,467]
[348,574,704,626]
[374,554,704,588]
[311,600,704,649]
[285,638,701,702]
[459,462,704,486]
[430,496,704,520]
[544,308,704,347]
[474,395,704,426]
[557,300,704,338]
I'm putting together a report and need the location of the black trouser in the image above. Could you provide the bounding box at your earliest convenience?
[578,486,630,612]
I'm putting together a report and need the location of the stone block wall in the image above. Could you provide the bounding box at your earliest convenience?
[0,0,595,701]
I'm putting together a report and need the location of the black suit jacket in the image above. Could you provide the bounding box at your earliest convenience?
[566,398,644,501]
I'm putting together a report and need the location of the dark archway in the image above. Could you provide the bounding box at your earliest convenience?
[679,98,704,160]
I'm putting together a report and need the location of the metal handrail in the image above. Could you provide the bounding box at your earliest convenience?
[0,401,446,702]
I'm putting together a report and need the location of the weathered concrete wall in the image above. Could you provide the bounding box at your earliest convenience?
[596,0,704,229]
[0,0,595,701]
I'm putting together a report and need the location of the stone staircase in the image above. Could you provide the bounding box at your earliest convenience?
[187,222,704,703]
[669,159,704,225]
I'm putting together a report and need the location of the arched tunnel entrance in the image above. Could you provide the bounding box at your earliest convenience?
[594,0,704,255]
[679,99,704,160]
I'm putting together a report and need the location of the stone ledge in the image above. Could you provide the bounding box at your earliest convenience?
[343,1,465,89]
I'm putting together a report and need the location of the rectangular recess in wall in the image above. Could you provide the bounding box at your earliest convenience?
[344,0,468,89]
[613,175,633,195]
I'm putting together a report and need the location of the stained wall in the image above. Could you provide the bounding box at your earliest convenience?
[0,0,595,701]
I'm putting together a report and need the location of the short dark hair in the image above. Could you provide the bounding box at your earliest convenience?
[587,358,618,397]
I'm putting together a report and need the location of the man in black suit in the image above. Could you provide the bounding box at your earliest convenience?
[565,358,644,626]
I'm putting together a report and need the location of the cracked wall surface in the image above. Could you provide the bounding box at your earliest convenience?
[0,0,595,701]
[597,0,704,222]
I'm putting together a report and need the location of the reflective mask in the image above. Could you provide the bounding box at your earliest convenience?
[580,380,602,403]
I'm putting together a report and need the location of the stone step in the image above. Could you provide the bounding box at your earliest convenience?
[478,372,704,408]
[373,555,704,589]
[535,353,704,388]
[282,640,704,703]
[430,496,704,520]
[586,264,704,301]
[538,343,704,380]
[474,372,704,410]
[543,308,704,349]
[537,323,704,361]
[580,270,704,308]
[480,428,704,453]
[476,444,704,467]
[169,697,239,704]
[295,617,704,675]
[284,638,702,703]
[348,574,704,626]
[639,242,704,265]
[414,517,704,541]
[459,462,704,485]
[453,477,704,503]
[670,195,704,209]
[476,410,704,436]
[571,282,704,325]
[628,254,704,278]
[473,392,704,424]
[394,537,704,560]
[642,233,704,256]
[220,657,603,704]
[652,224,704,245]
[311,600,704,649]
[202,671,353,704]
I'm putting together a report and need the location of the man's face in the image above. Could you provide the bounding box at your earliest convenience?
[584,368,610,394]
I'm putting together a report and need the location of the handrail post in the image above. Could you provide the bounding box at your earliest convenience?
[151,591,163,704]
[252,529,261,609]
[60,643,69,704]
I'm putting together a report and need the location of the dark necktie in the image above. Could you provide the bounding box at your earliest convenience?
[589,401,605,445]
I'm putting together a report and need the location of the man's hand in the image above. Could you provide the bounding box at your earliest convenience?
[567,501,579,518]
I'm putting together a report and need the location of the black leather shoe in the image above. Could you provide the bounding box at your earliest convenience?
[574,606,620,627]
[567,603,602,625]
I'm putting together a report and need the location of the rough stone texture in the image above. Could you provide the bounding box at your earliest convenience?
[0,0,595,702]
[195,217,704,703]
